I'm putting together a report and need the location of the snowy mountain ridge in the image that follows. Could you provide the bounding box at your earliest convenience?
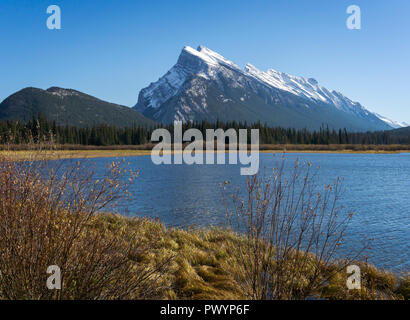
[135,46,403,130]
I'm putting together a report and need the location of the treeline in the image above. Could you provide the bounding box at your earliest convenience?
[0,115,409,146]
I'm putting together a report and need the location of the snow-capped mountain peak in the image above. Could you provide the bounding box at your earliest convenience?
[134,45,401,131]
[178,46,242,72]
[196,46,242,70]
[181,46,218,67]
[137,46,244,110]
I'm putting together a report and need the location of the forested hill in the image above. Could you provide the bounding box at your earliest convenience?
[0,87,156,128]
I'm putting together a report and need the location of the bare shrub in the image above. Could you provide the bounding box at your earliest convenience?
[0,147,171,299]
[221,156,370,300]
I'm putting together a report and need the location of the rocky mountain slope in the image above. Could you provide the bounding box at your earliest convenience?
[134,46,401,131]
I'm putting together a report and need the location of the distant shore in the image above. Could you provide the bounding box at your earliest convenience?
[1,143,409,160]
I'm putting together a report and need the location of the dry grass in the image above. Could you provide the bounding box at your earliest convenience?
[85,214,410,300]
[0,198,408,300]
[0,149,152,161]
[1,143,409,160]
[1,147,408,162]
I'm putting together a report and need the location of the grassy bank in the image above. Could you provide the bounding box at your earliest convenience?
[2,143,410,152]
[0,149,152,161]
[1,143,409,161]
[2,206,408,299]
[76,213,410,300]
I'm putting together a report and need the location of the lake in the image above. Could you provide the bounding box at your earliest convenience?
[78,152,410,272]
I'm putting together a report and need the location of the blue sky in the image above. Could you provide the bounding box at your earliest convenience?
[1,0,409,123]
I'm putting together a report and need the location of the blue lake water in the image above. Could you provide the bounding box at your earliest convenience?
[76,153,410,272]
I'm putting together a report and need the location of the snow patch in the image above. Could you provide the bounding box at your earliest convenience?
[374,113,409,128]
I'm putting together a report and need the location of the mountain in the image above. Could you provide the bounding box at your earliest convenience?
[0,87,155,127]
[389,126,410,138]
[373,113,408,129]
[134,46,399,131]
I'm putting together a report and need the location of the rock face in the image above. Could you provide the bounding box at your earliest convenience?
[0,87,156,128]
[134,45,400,131]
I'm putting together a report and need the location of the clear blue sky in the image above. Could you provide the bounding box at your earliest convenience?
[1,0,409,123]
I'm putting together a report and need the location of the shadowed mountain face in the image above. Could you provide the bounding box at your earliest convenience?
[0,87,156,128]
[134,46,399,131]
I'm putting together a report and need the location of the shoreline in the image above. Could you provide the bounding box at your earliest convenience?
[1,148,410,160]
